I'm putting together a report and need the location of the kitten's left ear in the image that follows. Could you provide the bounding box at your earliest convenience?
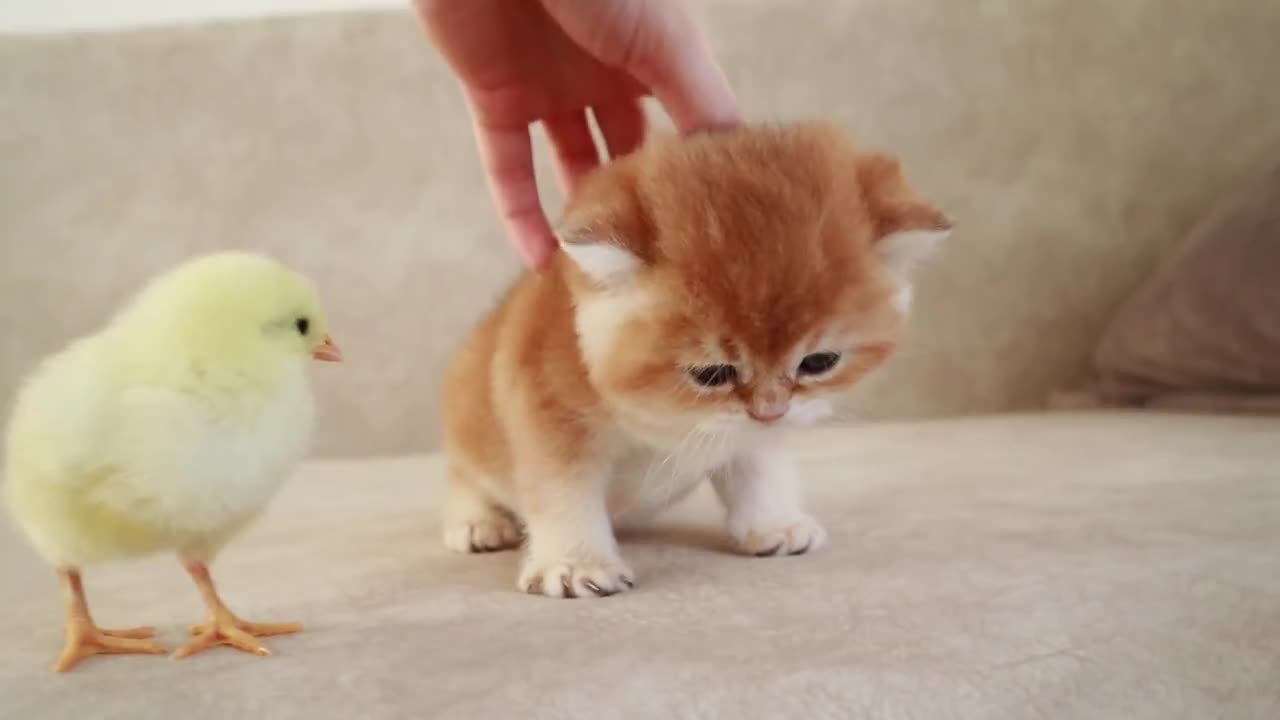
[555,221,642,287]
[858,153,954,284]
[554,169,648,287]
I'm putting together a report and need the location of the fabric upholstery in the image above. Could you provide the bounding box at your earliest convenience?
[3,412,1278,719]
[3,2,1280,456]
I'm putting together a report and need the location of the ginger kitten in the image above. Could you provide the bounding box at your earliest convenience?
[440,121,951,598]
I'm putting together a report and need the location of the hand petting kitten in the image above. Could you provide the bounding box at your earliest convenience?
[440,122,951,598]
[415,0,740,269]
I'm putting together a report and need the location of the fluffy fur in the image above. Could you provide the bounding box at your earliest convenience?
[4,251,342,669]
[5,252,335,568]
[440,122,951,598]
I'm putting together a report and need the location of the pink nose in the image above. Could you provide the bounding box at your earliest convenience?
[748,405,788,423]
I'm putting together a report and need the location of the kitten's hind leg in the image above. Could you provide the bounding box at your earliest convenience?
[442,466,523,553]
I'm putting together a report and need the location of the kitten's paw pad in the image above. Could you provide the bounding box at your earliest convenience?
[734,515,827,557]
[519,557,635,599]
[443,511,522,554]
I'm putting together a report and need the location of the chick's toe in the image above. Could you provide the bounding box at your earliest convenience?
[55,622,167,673]
[172,612,302,660]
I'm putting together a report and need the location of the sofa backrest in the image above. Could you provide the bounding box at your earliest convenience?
[3,1,1279,456]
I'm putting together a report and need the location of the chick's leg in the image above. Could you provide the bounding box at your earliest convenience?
[171,561,301,660]
[54,568,166,672]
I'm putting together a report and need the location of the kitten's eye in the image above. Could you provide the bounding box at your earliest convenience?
[295,317,310,336]
[689,364,737,388]
[798,352,840,376]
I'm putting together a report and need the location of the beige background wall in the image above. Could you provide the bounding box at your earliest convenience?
[0,0,403,33]
[3,0,1279,456]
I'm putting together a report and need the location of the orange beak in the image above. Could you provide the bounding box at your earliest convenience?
[311,335,342,362]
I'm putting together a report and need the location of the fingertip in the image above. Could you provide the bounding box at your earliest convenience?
[659,71,742,135]
[511,218,557,272]
[524,235,557,273]
[629,31,742,134]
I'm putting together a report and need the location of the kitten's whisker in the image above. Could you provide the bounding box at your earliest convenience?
[620,419,697,518]
[666,424,711,510]
[823,405,868,426]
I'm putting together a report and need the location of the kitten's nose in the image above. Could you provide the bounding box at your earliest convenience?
[748,408,787,423]
[748,398,790,423]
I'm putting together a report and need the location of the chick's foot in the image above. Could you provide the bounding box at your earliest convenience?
[172,609,302,659]
[55,620,166,672]
[52,569,166,672]
[172,560,300,660]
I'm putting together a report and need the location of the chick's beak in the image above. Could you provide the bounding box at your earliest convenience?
[312,335,342,362]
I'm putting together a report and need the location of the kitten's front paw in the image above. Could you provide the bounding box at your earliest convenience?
[731,514,827,557]
[443,508,522,554]
[518,554,635,599]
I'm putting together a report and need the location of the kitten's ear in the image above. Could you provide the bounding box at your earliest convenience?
[875,205,952,283]
[555,222,642,287]
[554,171,647,287]
[858,153,953,283]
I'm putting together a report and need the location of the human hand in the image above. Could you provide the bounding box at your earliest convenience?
[415,0,741,269]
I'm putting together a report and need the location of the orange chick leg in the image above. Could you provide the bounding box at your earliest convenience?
[54,568,166,673]
[171,561,302,660]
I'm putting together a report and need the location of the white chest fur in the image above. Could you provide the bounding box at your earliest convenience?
[604,428,744,526]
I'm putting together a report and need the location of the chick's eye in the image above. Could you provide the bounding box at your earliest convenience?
[689,364,737,388]
[295,317,310,336]
[798,351,840,376]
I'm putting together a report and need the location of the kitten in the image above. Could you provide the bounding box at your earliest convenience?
[440,121,951,598]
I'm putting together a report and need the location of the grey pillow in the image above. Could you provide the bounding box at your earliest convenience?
[1077,165,1280,412]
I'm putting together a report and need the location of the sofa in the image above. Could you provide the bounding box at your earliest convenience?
[2,2,1278,718]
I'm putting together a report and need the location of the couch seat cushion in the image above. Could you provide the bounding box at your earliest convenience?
[2,412,1277,718]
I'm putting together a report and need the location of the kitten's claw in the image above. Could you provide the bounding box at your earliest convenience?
[519,557,635,599]
[754,543,785,557]
[525,575,544,595]
[733,515,827,557]
[443,509,522,554]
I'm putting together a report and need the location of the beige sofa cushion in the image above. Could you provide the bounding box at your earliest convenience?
[5,3,1280,456]
[3,413,1278,718]
[1082,166,1280,411]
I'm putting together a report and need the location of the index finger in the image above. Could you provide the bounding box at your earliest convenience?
[469,116,557,270]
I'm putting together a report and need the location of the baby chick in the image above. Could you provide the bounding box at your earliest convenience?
[3,251,341,672]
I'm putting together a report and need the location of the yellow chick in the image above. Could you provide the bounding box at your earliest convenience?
[3,251,341,672]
